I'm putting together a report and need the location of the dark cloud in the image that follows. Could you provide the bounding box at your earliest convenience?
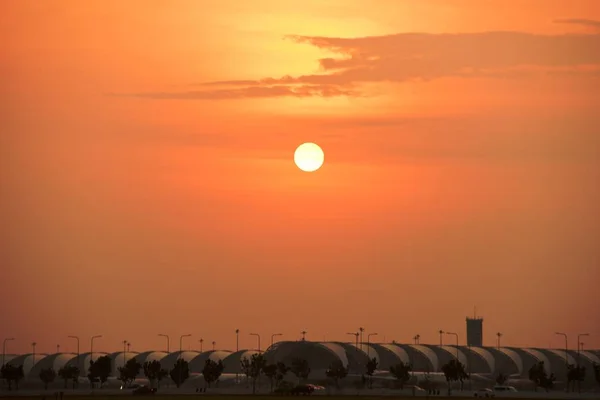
[554,18,600,29]
[123,28,600,99]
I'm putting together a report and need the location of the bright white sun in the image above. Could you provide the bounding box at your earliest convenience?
[294,142,324,172]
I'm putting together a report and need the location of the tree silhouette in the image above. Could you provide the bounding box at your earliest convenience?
[593,363,600,388]
[88,355,111,388]
[118,358,142,388]
[143,360,168,389]
[528,361,554,392]
[290,357,311,384]
[365,357,378,389]
[262,363,278,392]
[39,367,56,390]
[275,362,289,389]
[495,372,508,385]
[441,359,469,394]
[389,362,411,390]
[240,353,266,394]
[0,364,25,391]
[169,359,190,388]
[202,359,224,388]
[567,364,586,392]
[58,365,79,389]
[326,360,348,389]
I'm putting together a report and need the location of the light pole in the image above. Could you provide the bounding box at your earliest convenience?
[301,331,307,341]
[212,341,216,351]
[250,333,261,352]
[446,332,459,360]
[555,332,568,365]
[90,335,102,364]
[127,342,131,352]
[359,328,364,350]
[158,334,169,353]
[199,339,204,352]
[577,333,589,366]
[347,332,359,348]
[496,332,502,349]
[367,333,378,357]
[235,329,240,383]
[439,330,444,346]
[178,334,191,388]
[271,333,283,347]
[555,332,568,387]
[31,342,37,366]
[413,334,420,345]
[179,334,191,354]
[123,340,127,366]
[2,337,15,366]
[68,336,79,375]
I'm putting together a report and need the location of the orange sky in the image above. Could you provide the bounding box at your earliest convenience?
[1,0,600,354]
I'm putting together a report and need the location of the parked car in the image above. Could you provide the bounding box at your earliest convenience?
[492,385,518,393]
[474,388,495,397]
[290,384,315,395]
[132,385,157,395]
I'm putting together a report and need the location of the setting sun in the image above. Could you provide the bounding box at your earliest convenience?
[294,142,325,172]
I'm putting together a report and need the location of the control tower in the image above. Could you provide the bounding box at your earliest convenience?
[466,310,483,347]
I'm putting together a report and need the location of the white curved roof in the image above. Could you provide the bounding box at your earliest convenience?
[580,350,600,364]
[544,349,576,366]
[159,351,199,370]
[222,350,260,373]
[28,353,77,377]
[496,348,523,375]
[133,351,168,365]
[521,348,551,374]
[318,342,349,367]
[466,347,495,373]
[378,344,410,364]
[8,354,48,375]
[109,351,139,372]
[347,343,380,363]
[188,350,232,373]
[408,345,439,371]
[437,345,468,366]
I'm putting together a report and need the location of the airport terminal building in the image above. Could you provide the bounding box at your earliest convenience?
[2,340,599,390]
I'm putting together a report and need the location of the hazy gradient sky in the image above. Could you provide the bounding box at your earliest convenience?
[1,0,600,355]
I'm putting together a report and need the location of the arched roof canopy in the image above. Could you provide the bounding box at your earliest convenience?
[132,351,168,377]
[429,346,468,369]
[28,353,77,378]
[487,348,522,376]
[263,341,345,372]
[580,350,600,365]
[188,351,232,374]
[332,342,370,374]
[64,352,109,377]
[514,348,551,375]
[370,344,410,370]
[223,350,259,373]
[159,351,199,372]
[108,352,139,374]
[539,349,576,377]
[458,347,495,374]
[8,354,49,376]
[388,345,437,372]
[133,351,168,365]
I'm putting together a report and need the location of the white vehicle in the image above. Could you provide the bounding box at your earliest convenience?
[492,385,518,393]
[474,388,495,397]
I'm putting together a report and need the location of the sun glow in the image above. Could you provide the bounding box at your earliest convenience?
[294,142,325,172]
